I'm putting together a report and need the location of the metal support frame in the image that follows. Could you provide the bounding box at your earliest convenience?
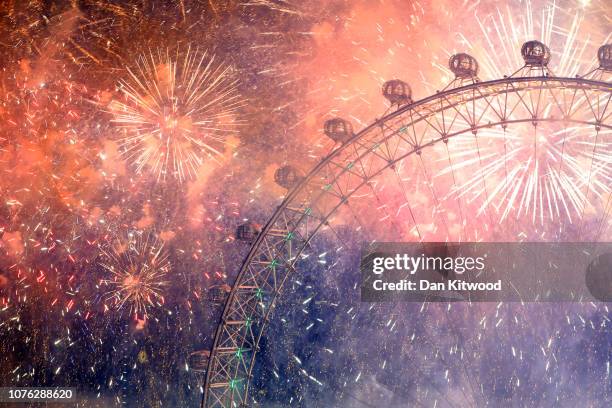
[202,77,611,407]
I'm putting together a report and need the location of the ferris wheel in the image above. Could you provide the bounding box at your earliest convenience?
[201,42,612,407]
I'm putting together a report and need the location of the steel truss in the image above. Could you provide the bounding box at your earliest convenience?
[202,76,611,407]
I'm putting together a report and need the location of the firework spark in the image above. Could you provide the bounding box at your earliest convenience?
[433,0,612,226]
[100,232,170,318]
[438,124,612,225]
[110,47,244,182]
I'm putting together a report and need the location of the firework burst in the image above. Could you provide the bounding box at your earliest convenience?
[110,47,244,182]
[100,232,170,318]
[438,124,611,225]
[433,0,612,226]
[0,1,140,71]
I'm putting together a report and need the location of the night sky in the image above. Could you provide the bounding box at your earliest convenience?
[0,1,611,407]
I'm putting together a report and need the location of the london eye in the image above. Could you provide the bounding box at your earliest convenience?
[202,42,612,407]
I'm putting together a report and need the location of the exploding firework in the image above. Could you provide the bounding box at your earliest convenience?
[439,123,611,225]
[0,1,144,72]
[433,0,612,225]
[275,0,611,228]
[100,232,170,318]
[109,47,244,182]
